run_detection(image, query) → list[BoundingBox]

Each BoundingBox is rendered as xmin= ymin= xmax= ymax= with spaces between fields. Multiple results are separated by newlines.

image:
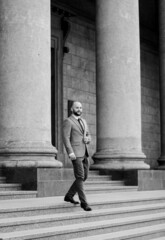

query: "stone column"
xmin=158 ymin=0 xmax=165 ymax=168
xmin=93 ymin=0 xmax=149 ymax=170
xmin=0 ymin=0 xmax=62 ymax=168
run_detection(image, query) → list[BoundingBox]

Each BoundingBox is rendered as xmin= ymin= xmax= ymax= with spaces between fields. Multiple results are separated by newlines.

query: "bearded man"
xmin=63 ymin=101 xmax=92 ymax=211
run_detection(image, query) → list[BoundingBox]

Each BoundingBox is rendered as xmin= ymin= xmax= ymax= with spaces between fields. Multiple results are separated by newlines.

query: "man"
xmin=63 ymin=101 xmax=92 ymax=211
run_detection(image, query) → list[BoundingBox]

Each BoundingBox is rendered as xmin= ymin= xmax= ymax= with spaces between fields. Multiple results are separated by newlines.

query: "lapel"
xmin=69 ymin=115 xmax=84 ymax=134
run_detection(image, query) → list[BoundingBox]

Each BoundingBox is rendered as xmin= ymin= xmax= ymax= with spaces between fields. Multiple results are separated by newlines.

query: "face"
xmin=71 ymin=102 xmax=83 ymax=116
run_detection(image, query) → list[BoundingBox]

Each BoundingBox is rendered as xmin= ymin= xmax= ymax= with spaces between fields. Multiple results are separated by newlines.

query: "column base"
xmin=92 ymin=151 xmax=150 ymax=170
xmin=0 ymin=141 xmax=63 ymax=168
xmin=0 ymin=158 xmax=62 ymax=168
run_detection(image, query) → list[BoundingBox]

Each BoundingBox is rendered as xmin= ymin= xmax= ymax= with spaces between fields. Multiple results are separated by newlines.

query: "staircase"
xmin=86 ymin=170 xmax=137 ymax=194
xmin=0 ymin=170 xmax=165 ymax=239
xmin=0 ymin=168 xmax=37 ymax=200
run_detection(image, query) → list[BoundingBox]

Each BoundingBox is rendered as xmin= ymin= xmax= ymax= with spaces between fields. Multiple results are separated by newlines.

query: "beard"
xmin=73 ymin=110 xmax=82 ymax=116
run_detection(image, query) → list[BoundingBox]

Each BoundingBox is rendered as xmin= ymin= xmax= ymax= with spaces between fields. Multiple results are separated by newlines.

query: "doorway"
xmin=51 ymin=32 xmax=63 ymax=160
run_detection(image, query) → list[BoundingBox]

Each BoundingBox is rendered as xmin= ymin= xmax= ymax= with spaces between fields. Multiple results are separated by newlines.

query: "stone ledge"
xmin=37 ymin=168 xmax=74 ymax=197
xmin=138 ymin=170 xmax=165 ymax=191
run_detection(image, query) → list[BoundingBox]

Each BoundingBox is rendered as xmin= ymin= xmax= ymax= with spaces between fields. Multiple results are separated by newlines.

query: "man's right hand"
xmin=69 ymin=152 xmax=76 ymax=160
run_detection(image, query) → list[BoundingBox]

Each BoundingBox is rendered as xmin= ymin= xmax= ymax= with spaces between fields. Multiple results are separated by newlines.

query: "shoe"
xmin=64 ymin=196 xmax=79 ymax=204
xmin=81 ymin=203 xmax=92 ymax=211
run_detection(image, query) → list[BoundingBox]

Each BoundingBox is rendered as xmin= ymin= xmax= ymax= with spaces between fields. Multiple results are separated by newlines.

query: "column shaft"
xmin=0 ymin=0 xmax=62 ymax=168
xmin=93 ymin=0 xmax=149 ymax=170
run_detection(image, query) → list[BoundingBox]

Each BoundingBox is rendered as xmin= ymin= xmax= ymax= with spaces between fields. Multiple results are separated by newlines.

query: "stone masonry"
xmin=63 ymin=18 xmax=96 ymax=164
xmin=141 ymin=39 xmax=160 ymax=168
xmin=63 ymin=17 xmax=160 ymax=168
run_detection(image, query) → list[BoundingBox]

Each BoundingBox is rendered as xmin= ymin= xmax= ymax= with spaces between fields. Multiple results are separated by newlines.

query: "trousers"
xmin=66 ymin=157 xmax=90 ymax=204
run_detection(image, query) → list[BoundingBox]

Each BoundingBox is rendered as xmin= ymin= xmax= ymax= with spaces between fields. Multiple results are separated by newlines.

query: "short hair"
xmin=71 ymin=101 xmax=82 ymax=108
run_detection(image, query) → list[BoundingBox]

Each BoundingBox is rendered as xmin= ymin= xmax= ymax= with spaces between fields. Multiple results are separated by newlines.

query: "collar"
xmin=72 ymin=114 xmax=81 ymax=120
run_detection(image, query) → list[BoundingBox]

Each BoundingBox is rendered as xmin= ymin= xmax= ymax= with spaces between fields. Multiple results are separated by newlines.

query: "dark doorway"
xmin=51 ymin=33 xmax=63 ymax=159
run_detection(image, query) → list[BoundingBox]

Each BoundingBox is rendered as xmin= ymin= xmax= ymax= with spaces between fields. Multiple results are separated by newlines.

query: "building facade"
xmin=0 ymin=0 xmax=163 ymax=186
xmin=52 ymin=0 xmax=161 ymax=170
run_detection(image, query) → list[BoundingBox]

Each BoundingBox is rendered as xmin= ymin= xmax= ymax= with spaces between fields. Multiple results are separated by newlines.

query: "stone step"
xmin=86 ymin=185 xmax=138 ymax=193
xmin=0 ymin=177 xmax=6 ymax=183
xmin=0 ymin=191 xmax=37 ymax=200
xmin=0 ymin=191 xmax=165 ymax=218
xmin=88 ymin=170 xmax=100 ymax=176
xmin=153 ymin=238 xmax=165 ymax=240
xmin=88 ymin=170 xmax=112 ymax=178
xmin=85 ymin=180 xmax=124 ymax=186
xmin=70 ymin=224 xmax=165 ymax=240
xmin=1 ymin=202 xmax=165 ymax=233
xmin=1 ymin=212 xmax=165 ymax=239
xmin=87 ymin=175 xmax=111 ymax=181
xmin=0 ymin=184 xmax=21 ymax=191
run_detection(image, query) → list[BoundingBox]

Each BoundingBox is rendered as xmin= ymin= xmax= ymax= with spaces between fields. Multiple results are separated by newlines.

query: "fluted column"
xmin=0 ymin=0 xmax=62 ymax=168
xmin=158 ymin=0 xmax=165 ymax=168
xmin=93 ymin=0 xmax=149 ymax=170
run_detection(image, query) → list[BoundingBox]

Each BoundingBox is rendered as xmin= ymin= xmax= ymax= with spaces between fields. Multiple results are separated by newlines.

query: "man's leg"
xmin=73 ymin=158 xmax=92 ymax=211
xmin=72 ymin=158 xmax=87 ymax=204
xmin=64 ymin=160 xmax=81 ymax=204
xmin=64 ymin=180 xmax=79 ymax=204
xmin=65 ymin=158 xmax=92 ymax=210
xmin=64 ymin=158 xmax=85 ymax=203
xmin=65 ymin=180 xmax=77 ymax=198
xmin=83 ymin=157 xmax=90 ymax=182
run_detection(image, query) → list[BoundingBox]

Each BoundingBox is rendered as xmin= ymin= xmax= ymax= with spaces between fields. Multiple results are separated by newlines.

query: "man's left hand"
xmin=83 ymin=136 xmax=90 ymax=144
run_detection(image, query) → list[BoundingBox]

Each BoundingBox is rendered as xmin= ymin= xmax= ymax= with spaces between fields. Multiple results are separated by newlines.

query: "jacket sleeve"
xmin=63 ymin=119 xmax=74 ymax=155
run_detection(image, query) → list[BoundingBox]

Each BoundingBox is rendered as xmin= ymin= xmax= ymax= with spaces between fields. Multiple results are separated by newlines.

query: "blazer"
xmin=63 ymin=115 xmax=91 ymax=158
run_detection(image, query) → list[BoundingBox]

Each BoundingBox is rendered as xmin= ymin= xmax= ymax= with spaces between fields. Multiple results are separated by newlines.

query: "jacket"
xmin=63 ymin=115 xmax=91 ymax=158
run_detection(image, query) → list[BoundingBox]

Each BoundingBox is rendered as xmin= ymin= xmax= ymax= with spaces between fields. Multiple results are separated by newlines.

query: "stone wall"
xmin=138 ymin=170 xmax=165 ymax=190
xmin=63 ymin=18 xmax=160 ymax=168
xmin=63 ymin=18 xmax=96 ymax=165
xmin=141 ymin=42 xmax=160 ymax=168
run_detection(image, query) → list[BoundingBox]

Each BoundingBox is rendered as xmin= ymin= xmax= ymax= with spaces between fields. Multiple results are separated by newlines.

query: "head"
xmin=71 ymin=101 xmax=83 ymax=117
